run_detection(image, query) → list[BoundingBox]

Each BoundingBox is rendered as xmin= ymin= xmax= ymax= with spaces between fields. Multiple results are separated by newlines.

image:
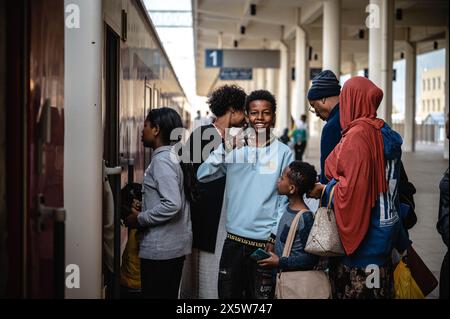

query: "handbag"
xmin=275 ymin=209 xmax=332 ymax=299
xmin=404 ymin=246 xmax=438 ymax=296
xmin=304 ymin=186 xmax=345 ymax=257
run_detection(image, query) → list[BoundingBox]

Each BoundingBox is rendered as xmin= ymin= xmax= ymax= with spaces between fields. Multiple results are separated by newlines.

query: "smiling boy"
xmin=197 ymin=90 xmax=294 ymax=299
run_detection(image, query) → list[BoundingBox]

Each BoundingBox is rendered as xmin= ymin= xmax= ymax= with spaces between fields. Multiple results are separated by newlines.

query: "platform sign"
xmin=205 ymin=49 xmax=279 ymax=68
xmin=223 ymin=49 xmax=279 ymax=68
xmin=219 ymin=68 xmax=252 ymax=80
xmin=205 ymin=49 xmax=223 ymax=68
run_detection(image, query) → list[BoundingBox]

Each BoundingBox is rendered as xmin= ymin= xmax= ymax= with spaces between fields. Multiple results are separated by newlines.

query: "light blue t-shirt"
xmin=197 ymin=139 xmax=294 ymax=241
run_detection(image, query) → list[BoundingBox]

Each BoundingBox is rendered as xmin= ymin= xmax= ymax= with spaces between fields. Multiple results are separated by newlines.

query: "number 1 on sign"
xmin=209 ymin=51 xmax=218 ymax=66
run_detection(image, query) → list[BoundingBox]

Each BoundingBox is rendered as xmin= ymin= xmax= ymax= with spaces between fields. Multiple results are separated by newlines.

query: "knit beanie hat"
xmin=307 ymin=70 xmax=341 ymax=101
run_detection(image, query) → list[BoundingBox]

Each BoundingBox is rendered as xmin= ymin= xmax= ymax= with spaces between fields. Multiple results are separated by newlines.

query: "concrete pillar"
xmin=249 ymin=71 xmax=256 ymax=92
xmin=273 ymin=69 xmax=279 ymax=98
xmin=322 ymin=0 xmax=341 ymax=77
xmin=350 ymin=54 xmax=358 ymax=76
xmin=256 ymin=68 xmax=265 ymax=90
xmin=380 ymin=0 xmax=394 ymax=125
xmin=445 ymin=28 xmax=449 ymax=159
xmin=368 ymin=0 xmax=382 ymax=87
xmin=277 ymin=41 xmax=290 ymax=135
xmin=294 ymin=26 xmax=308 ymax=121
xmin=64 ymin=0 xmax=103 ymax=298
xmin=369 ymin=0 xmax=394 ymax=124
xmin=266 ymin=68 xmax=276 ymax=96
xmin=404 ymin=42 xmax=416 ymax=152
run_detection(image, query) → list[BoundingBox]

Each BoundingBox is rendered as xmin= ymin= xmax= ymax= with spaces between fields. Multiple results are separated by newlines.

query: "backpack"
xmin=398 ymin=161 xmax=417 ymax=230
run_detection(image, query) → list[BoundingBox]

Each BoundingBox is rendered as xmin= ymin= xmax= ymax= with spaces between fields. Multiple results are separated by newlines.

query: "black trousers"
xmin=440 ymin=251 xmax=448 ymax=299
xmin=140 ymin=256 xmax=185 ymax=299
xmin=218 ymin=238 xmax=274 ymax=299
xmin=294 ymin=141 xmax=307 ymax=161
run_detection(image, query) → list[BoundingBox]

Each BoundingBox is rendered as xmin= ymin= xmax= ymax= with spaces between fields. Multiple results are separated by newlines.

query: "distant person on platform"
xmin=279 ymin=128 xmax=290 ymax=145
xmin=292 ymin=115 xmax=308 ymax=161
xmin=307 ymin=70 xmax=341 ymax=183
xmin=205 ymin=111 xmax=215 ymax=125
xmin=194 ymin=110 xmax=202 ymax=130
xmin=437 ymin=112 xmax=449 ymax=299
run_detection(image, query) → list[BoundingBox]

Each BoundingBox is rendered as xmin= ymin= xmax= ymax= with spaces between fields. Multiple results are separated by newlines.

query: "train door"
xmin=103 ymin=26 xmax=122 ymax=299
xmin=4 ymin=0 xmax=66 ymax=298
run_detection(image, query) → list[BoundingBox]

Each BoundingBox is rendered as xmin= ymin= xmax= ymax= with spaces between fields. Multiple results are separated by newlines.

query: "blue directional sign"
xmin=205 ymin=49 xmax=223 ymax=68
xmin=219 ymin=68 xmax=253 ymax=81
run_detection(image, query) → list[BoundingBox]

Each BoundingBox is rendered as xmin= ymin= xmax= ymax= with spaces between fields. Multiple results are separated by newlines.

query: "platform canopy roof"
xmin=193 ymin=0 xmax=448 ymax=96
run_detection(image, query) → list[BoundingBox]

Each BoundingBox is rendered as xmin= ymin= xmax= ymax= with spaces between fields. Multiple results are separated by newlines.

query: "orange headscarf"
xmin=325 ymin=77 xmax=388 ymax=255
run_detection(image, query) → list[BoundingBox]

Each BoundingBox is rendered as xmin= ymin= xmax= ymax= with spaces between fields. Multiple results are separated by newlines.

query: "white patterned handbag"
xmin=275 ymin=210 xmax=332 ymax=299
xmin=305 ymin=186 xmax=345 ymax=257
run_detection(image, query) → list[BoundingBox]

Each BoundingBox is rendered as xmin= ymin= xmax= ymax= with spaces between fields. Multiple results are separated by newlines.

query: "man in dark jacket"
xmin=307 ymin=70 xmax=341 ymax=183
xmin=437 ymin=113 xmax=449 ymax=299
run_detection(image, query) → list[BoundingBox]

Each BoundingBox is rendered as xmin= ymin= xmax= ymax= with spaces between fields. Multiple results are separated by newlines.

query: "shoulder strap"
xmin=319 ymin=186 xmax=327 ymax=208
xmin=282 ymin=209 xmax=309 ymax=257
xmin=327 ymin=186 xmax=335 ymax=209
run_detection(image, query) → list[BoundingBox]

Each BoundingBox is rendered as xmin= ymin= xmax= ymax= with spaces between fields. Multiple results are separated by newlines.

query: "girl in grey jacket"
xmin=126 ymin=107 xmax=192 ymax=299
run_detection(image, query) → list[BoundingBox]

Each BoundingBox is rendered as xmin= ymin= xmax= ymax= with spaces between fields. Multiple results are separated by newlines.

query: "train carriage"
xmin=0 ymin=0 xmax=190 ymax=299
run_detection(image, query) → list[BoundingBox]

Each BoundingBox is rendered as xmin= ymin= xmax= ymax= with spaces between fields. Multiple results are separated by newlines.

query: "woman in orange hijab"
xmin=309 ymin=76 xmax=405 ymax=299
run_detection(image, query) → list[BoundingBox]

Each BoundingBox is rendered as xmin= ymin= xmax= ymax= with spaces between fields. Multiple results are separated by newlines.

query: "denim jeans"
xmin=218 ymin=238 xmax=274 ymax=299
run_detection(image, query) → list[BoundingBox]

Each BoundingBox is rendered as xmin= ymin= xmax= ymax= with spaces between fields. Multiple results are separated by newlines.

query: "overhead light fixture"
xmin=358 ymin=29 xmax=365 ymax=39
xmin=240 ymin=26 xmax=246 ymax=35
xmin=395 ymin=9 xmax=402 ymax=21
xmin=234 ymin=40 xmax=239 ymax=48
xmin=250 ymin=4 xmax=256 ymax=16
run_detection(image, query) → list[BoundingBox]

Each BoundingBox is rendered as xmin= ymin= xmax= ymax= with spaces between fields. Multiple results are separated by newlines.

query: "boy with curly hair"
xmin=180 ymin=85 xmax=247 ymax=298
xmin=197 ymin=90 xmax=294 ymax=299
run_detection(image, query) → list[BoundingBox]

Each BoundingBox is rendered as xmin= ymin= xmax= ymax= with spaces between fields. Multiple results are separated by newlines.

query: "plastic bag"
xmin=394 ymin=260 xmax=425 ymax=299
